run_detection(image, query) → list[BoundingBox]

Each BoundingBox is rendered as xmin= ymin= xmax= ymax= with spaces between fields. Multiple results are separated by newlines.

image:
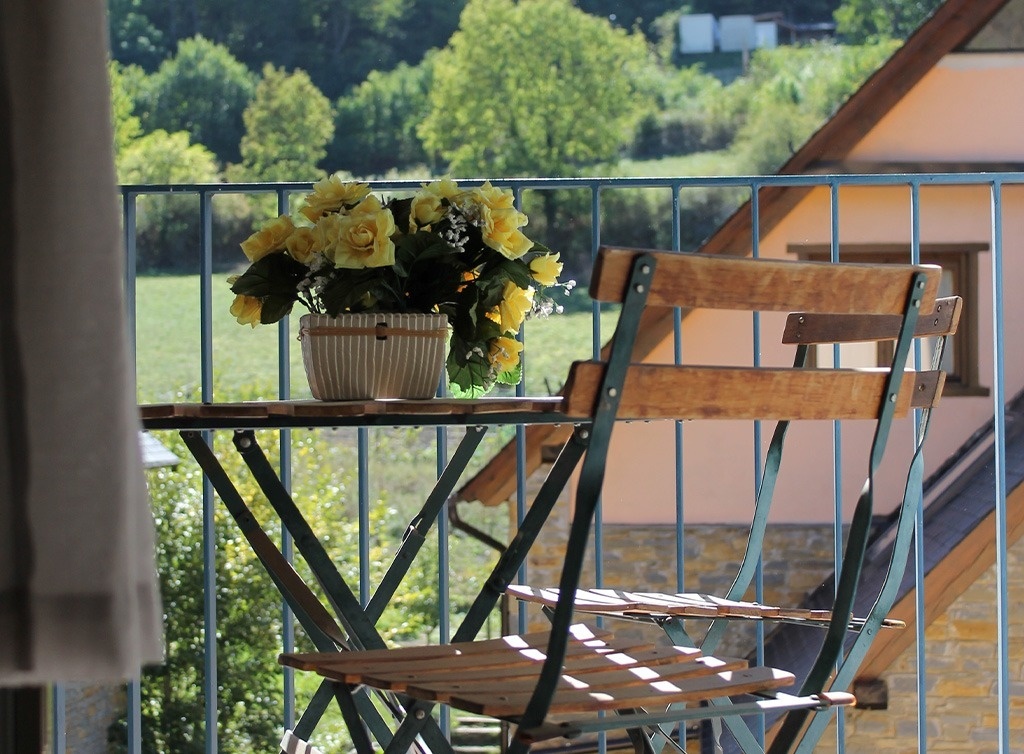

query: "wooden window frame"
xmin=789 ymin=243 xmax=988 ymax=397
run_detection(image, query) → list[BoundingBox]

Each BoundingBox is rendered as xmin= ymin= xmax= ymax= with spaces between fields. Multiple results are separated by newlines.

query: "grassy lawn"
xmin=617 ymin=149 xmax=745 ymax=178
xmin=134 ymin=274 xmax=617 ymax=403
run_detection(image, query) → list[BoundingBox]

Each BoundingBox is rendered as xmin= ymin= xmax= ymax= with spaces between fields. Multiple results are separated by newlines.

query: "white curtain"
xmin=0 ymin=0 xmax=163 ymax=683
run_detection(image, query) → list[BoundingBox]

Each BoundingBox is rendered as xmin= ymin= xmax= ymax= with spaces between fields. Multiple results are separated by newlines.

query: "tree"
xmin=109 ymin=62 xmax=143 ymax=156
xmin=107 ymin=441 xmax=286 ymax=753
xmin=138 ymin=36 xmax=257 ymax=165
xmin=118 ymin=130 xmax=254 ymax=272
xmin=724 ymin=40 xmax=898 ymax=173
xmin=835 ymin=0 xmax=943 ymax=42
xmin=233 ymin=64 xmax=335 ymax=182
xmin=106 ymin=0 xmax=435 ymax=101
xmin=418 ymin=0 xmax=655 ymax=179
xmin=328 ymin=58 xmax=434 ymax=177
xmin=107 ymin=0 xmax=170 ymax=70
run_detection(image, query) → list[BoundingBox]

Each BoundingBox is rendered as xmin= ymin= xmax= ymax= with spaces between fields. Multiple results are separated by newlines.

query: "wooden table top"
xmin=139 ymin=396 xmax=574 ymax=430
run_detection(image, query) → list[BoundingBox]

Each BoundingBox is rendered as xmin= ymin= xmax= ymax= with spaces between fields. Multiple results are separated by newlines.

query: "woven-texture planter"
xmin=298 ymin=313 xmax=448 ymax=400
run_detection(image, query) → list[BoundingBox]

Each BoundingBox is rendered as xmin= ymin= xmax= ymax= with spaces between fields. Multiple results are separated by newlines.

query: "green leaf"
xmin=495 ymin=258 xmax=534 ymax=289
xmin=259 ymin=295 xmax=295 ymax=324
xmin=230 ymin=253 xmax=306 ymax=299
xmin=319 ymin=268 xmax=380 ymax=314
xmin=494 ymin=361 xmax=523 ymax=387
xmin=446 ymin=333 xmax=492 ymax=398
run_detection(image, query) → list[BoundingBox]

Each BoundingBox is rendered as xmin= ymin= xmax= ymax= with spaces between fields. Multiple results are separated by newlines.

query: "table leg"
xmin=381 ymin=424 xmax=591 ymax=752
xmin=181 ymin=430 xmax=454 ymax=753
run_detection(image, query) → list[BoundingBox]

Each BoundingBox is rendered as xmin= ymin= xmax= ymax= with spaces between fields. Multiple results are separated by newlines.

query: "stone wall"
xmin=516 ymin=493 xmax=839 ymax=658
xmin=513 ymin=498 xmax=1023 ymax=752
xmin=64 ymin=683 xmax=124 ymax=753
xmin=832 ymin=534 xmax=1024 ymax=754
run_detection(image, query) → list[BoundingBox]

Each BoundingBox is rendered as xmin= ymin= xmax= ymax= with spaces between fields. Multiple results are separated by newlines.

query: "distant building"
xmin=719 ymin=14 xmax=758 ymax=52
xmin=679 ymin=11 xmax=835 ymax=55
xmin=678 ymin=13 xmax=717 ymax=54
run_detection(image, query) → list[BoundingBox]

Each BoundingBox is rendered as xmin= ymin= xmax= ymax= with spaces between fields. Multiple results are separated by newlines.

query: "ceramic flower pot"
xmin=298 ymin=313 xmax=448 ymax=400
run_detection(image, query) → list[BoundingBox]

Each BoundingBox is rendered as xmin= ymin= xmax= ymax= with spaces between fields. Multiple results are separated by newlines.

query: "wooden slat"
xmin=782 ymin=295 xmax=962 ymax=344
xmin=590 ymin=248 xmax=941 ymax=313
xmin=406 ymin=655 xmax=750 ymax=704
xmin=388 ymin=646 xmax=717 ymax=698
xmin=508 ymin=586 xmax=904 ymax=628
xmin=561 ymin=363 xmax=940 ymax=421
xmin=362 ymin=644 xmax=691 ymax=690
xmin=461 ymin=666 xmax=797 ymax=717
xmin=279 ymin=625 xmax=611 ymax=675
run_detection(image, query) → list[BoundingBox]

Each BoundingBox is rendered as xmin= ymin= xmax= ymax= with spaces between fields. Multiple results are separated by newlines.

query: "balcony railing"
xmin=53 ymin=173 xmax=1019 ymax=754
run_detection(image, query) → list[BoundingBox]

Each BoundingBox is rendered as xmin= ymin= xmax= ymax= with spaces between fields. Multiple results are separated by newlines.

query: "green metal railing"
xmin=48 ymin=173 xmax=1018 ymax=754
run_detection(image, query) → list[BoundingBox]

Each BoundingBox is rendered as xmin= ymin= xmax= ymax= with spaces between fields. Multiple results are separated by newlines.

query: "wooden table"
xmin=139 ymin=398 xmax=587 ymax=752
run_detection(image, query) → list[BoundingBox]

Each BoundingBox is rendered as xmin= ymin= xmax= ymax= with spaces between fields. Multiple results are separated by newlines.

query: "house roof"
xmin=454 ymin=0 xmax=1013 ymax=510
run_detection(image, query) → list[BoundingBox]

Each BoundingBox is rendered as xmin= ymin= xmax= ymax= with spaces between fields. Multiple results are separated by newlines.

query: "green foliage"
xmin=328 ymin=59 xmax=434 ymax=177
xmin=117 ymin=130 xmax=255 ymax=272
xmin=419 ymin=0 xmax=655 ymax=178
xmin=232 ymin=64 xmax=335 ymax=182
xmin=106 ymin=438 xmax=285 ymax=753
xmin=135 ymin=36 xmax=257 ymax=165
xmin=632 ymin=64 xmax=732 ymax=158
xmin=835 ymin=0 xmax=943 ymax=43
xmin=722 ymin=40 xmax=899 ymax=173
xmin=575 ymin=1 xmax=691 ymax=36
xmin=106 ymin=0 xmax=447 ymax=101
xmin=117 ymin=130 xmax=220 ymax=185
xmin=109 ymin=62 xmax=143 ymax=154
xmin=107 ymin=0 xmax=170 ymax=70
xmin=686 ymin=1 xmax=840 ymax=19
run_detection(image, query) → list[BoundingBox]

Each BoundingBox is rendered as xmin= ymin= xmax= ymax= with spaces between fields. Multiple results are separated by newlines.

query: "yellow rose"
xmin=409 ymin=193 xmax=444 ymax=230
xmin=229 ymin=294 xmax=262 ymax=328
xmin=410 ymin=179 xmax=463 ymax=230
xmin=497 ymin=281 xmax=534 ymax=334
xmin=285 ymin=226 xmax=319 ymax=263
xmin=300 ymin=176 xmax=370 ymax=222
xmin=426 ymin=178 xmax=463 ymax=200
xmin=470 ymin=181 xmax=516 ymax=211
xmin=312 ymin=212 xmax=344 ymax=256
xmin=489 ymin=336 xmax=523 ymax=373
xmin=529 ymin=253 xmax=562 ymax=286
xmin=480 ymin=205 xmax=533 ymax=260
xmin=330 ymin=195 xmax=397 ymax=269
xmin=240 ymin=215 xmax=294 ymax=262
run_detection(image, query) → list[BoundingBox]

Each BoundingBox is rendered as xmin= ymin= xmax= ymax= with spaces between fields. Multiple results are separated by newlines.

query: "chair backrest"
xmin=562 ymin=248 xmax=947 ymax=421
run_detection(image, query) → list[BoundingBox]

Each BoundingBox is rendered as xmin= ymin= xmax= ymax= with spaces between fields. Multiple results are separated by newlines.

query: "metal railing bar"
xmin=990 ymin=180 xmax=1010 ymax=754
xmin=910 ymin=181 xmax=929 ymax=754
xmin=117 ymin=172 xmax=1021 ymax=754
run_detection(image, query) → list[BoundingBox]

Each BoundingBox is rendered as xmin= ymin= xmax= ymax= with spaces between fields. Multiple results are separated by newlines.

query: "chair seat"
xmin=508 ymin=586 xmax=906 ymax=630
xmin=279 ymin=623 xmax=819 ymax=723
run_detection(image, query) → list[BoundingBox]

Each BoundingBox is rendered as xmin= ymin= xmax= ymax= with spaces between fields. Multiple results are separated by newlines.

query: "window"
xmin=789 ymin=244 xmax=987 ymax=397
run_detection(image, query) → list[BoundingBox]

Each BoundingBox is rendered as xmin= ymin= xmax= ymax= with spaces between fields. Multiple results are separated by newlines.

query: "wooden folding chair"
xmin=281 ymin=247 xmax=958 ymax=754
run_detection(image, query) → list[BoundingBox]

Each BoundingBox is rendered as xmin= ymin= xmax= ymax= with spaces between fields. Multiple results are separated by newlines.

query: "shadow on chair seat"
xmin=279 ymin=623 xmax=851 ymax=744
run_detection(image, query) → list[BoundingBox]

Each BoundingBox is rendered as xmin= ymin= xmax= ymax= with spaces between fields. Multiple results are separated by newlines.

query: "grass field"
xmin=134 ymin=274 xmax=617 ymax=403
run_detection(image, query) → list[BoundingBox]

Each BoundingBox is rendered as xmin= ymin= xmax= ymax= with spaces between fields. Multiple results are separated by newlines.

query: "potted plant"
xmin=228 ymin=176 xmax=571 ymax=399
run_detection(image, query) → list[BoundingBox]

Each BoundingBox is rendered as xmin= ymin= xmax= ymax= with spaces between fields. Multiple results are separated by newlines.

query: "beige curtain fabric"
xmin=0 ymin=0 xmax=163 ymax=683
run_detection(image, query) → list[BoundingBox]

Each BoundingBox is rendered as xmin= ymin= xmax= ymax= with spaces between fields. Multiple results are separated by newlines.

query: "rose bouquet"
xmin=228 ymin=176 xmax=571 ymax=397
